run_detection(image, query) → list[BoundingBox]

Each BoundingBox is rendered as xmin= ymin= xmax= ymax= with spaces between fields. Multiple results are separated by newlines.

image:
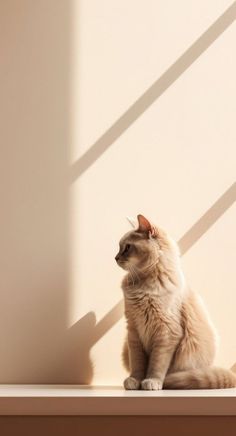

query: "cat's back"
xmin=170 ymin=289 xmax=218 ymax=372
xmin=180 ymin=289 xmax=218 ymax=343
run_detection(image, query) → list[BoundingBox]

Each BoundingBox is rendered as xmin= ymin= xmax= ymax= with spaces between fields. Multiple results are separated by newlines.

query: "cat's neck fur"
xmin=122 ymin=250 xmax=186 ymax=305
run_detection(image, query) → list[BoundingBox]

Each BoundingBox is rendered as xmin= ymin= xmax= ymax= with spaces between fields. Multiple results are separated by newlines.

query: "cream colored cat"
xmin=115 ymin=214 xmax=236 ymax=390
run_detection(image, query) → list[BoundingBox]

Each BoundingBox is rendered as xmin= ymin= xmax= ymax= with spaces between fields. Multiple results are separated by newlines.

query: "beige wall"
xmin=0 ymin=0 xmax=235 ymax=384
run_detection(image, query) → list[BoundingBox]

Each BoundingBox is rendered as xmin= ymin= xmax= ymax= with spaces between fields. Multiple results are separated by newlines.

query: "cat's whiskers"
xmin=128 ymin=267 xmax=135 ymax=288
xmin=143 ymin=258 xmax=159 ymax=272
xmin=128 ymin=264 xmax=140 ymax=288
xmin=130 ymin=264 xmax=140 ymax=281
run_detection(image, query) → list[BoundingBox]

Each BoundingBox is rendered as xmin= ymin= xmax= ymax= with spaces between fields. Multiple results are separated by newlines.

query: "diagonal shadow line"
xmin=71 ymin=1 xmax=236 ymax=182
xmin=179 ymin=182 xmax=236 ymax=255
xmin=90 ymin=302 xmax=124 ymax=347
xmin=87 ymin=182 xmax=236 ymax=339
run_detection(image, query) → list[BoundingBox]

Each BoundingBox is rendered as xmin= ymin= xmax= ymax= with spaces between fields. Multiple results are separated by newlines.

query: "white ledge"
xmin=0 ymin=385 xmax=236 ymax=416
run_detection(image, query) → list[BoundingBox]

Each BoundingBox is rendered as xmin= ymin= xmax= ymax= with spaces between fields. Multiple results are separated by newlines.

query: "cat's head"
xmin=115 ymin=214 xmax=177 ymax=273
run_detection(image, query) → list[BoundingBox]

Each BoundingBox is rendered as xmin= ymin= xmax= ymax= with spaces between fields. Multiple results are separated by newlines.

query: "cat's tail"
xmin=163 ymin=366 xmax=236 ymax=389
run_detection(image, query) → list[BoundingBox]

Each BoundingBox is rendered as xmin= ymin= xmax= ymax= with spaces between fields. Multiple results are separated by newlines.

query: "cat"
xmin=115 ymin=214 xmax=236 ymax=390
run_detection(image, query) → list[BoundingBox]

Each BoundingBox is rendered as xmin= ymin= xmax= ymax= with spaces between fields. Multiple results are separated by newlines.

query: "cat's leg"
xmin=124 ymin=330 xmax=147 ymax=390
xmin=122 ymin=337 xmax=130 ymax=372
xmin=141 ymin=340 xmax=178 ymax=390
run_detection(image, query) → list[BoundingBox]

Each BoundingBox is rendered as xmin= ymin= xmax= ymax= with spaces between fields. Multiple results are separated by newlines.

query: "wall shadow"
xmin=0 ymin=1 xmax=72 ymax=382
xmin=70 ymin=1 xmax=236 ymax=181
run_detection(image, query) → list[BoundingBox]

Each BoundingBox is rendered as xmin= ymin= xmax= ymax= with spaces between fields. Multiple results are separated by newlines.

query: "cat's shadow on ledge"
xmin=65 ymin=306 xmax=236 ymax=385
xmin=65 ymin=301 xmax=124 ymax=384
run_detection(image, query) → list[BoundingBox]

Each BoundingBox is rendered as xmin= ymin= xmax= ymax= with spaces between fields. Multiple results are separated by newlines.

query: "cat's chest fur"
xmin=125 ymin=289 xmax=176 ymax=353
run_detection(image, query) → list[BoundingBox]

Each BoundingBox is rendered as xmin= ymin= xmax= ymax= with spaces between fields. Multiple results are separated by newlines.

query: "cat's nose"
xmin=115 ymin=254 xmax=120 ymax=262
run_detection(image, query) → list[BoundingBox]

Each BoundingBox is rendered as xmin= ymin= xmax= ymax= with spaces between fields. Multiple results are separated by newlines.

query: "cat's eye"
xmin=123 ymin=244 xmax=131 ymax=254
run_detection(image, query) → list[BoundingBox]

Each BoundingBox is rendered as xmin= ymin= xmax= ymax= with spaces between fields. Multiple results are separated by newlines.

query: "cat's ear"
xmin=126 ymin=216 xmax=137 ymax=229
xmin=137 ymin=214 xmax=157 ymax=238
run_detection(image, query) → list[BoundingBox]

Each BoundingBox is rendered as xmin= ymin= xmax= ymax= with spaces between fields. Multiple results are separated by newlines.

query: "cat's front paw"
xmin=124 ymin=376 xmax=141 ymax=390
xmin=141 ymin=378 xmax=163 ymax=390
